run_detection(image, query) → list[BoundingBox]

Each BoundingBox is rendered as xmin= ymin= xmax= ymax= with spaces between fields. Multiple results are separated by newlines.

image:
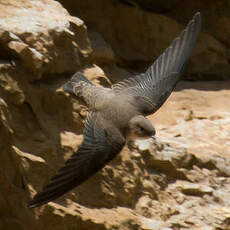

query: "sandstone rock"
xmin=69 ymin=1 xmax=182 ymax=66
xmin=1 ymin=1 xmax=230 ymax=230
xmin=169 ymin=0 xmax=230 ymax=47
xmin=8 ymin=40 xmax=43 ymax=72
xmin=186 ymin=33 xmax=228 ymax=80
xmin=37 ymin=203 xmax=143 ymax=230
xmin=214 ymin=16 xmax=230 ymax=47
xmin=81 ymin=64 xmax=112 ymax=87
xmin=133 ymin=139 xmax=188 ymax=180
xmin=135 ymin=195 xmax=153 ymax=217
xmin=118 ymin=0 xmax=180 ymax=13
xmin=60 ymin=0 xmax=230 ymax=79
xmin=2 ymin=65 xmax=230 ymax=230
xmin=0 ymin=1 xmax=92 ymax=229
xmin=179 ymin=182 xmax=213 ymax=196
xmin=0 ymin=0 xmax=92 ymax=78
xmin=141 ymin=217 xmax=164 ymax=230
xmin=103 ymin=65 xmax=133 ymax=83
xmin=151 ymin=81 xmax=230 ymax=158
xmin=88 ymin=31 xmax=115 ymax=65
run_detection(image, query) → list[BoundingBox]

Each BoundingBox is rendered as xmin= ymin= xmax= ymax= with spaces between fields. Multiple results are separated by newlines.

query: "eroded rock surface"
xmin=1 ymin=1 xmax=230 ymax=230
xmin=151 ymin=81 xmax=230 ymax=159
xmin=0 ymin=0 xmax=92 ymax=76
xmin=59 ymin=0 xmax=230 ymax=80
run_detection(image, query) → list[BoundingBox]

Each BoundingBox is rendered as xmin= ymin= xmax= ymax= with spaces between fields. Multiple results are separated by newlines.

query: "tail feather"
xmin=62 ymin=72 xmax=93 ymax=94
xmin=62 ymin=81 xmax=75 ymax=94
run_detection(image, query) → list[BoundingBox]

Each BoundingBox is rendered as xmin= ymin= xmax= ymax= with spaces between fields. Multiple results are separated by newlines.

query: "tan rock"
xmin=178 ymin=182 xmax=213 ymax=196
xmin=0 ymin=0 xmax=92 ymax=78
xmin=187 ymin=32 xmax=228 ymax=80
xmin=8 ymin=41 xmax=44 ymax=72
xmin=1 ymin=1 xmax=230 ymax=230
xmin=141 ymin=217 xmax=163 ymax=230
xmin=60 ymin=0 xmax=230 ymax=79
xmin=82 ymin=64 xmax=112 ymax=87
xmin=151 ymin=81 xmax=230 ymax=158
xmin=88 ymin=31 xmax=116 ymax=65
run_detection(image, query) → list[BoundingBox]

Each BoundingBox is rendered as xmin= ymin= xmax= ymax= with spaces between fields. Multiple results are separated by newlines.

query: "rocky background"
xmin=0 ymin=0 xmax=230 ymax=229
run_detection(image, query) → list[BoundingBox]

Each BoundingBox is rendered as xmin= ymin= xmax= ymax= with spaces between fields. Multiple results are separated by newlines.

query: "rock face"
xmin=59 ymin=0 xmax=230 ymax=80
xmin=0 ymin=1 xmax=91 ymax=229
xmin=1 ymin=1 xmax=230 ymax=230
xmin=0 ymin=0 xmax=92 ymax=76
xmin=152 ymin=81 xmax=230 ymax=158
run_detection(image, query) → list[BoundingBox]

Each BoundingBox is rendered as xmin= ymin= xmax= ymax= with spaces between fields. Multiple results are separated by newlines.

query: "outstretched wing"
xmin=112 ymin=12 xmax=201 ymax=115
xmin=28 ymin=112 xmax=125 ymax=208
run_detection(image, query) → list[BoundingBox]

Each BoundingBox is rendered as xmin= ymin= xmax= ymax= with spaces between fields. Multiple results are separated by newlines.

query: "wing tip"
xmin=193 ymin=12 xmax=202 ymax=29
xmin=27 ymin=199 xmax=41 ymax=209
xmin=187 ymin=12 xmax=201 ymax=30
xmin=27 ymin=190 xmax=56 ymax=209
xmin=27 ymin=195 xmax=54 ymax=209
xmin=194 ymin=11 xmax=201 ymax=19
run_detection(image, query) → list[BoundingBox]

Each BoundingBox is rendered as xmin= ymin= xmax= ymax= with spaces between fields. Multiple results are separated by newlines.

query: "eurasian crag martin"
xmin=28 ymin=12 xmax=201 ymax=208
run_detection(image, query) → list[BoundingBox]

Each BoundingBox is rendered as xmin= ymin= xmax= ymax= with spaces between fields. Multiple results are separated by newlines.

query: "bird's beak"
xmin=151 ymin=135 xmax=156 ymax=140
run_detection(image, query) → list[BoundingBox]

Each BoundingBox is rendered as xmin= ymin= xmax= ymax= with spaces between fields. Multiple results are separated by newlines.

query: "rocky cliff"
xmin=0 ymin=1 xmax=230 ymax=230
xmin=59 ymin=0 xmax=230 ymax=80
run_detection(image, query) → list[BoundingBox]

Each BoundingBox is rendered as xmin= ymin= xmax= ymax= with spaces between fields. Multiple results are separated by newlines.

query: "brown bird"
xmin=28 ymin=12 xmax=201 ymax=208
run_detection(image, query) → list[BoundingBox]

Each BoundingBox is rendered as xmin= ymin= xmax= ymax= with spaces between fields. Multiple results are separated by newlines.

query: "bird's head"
xmin=127 ymin=115 xmax=156 ymax=140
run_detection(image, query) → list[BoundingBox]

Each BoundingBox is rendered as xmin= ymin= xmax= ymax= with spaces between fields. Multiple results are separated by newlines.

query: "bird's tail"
xmin=62 ymin=72 xmax=93 ymax=95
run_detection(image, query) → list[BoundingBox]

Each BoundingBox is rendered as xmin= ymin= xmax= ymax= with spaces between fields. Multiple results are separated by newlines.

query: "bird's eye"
xmin=139 ymin=126 xmax=144 ymax=132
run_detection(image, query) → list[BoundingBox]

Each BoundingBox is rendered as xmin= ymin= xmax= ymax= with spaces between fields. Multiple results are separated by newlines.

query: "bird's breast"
xmin=101 ymin=94 xmax=138 ymax=131
xmin=93 ymin=88 xmax=115 ymax=111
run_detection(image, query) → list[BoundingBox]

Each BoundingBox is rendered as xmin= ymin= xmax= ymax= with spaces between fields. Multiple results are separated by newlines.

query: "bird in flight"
xmin=28 ymin=12 xmax=201 ymax=208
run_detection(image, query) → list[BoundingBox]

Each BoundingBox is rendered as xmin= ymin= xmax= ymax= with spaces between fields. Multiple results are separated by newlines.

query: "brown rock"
xmin=82 ymin=64 xmax=112 ymax=87
xmin=0 ymin=0 xmax=92 ymax=78
xmin=1 ymin=1 xmax=230 ymax=230
xmin=88 ymin=31 xmax=116 ymax=65
xmin=179 ymin=182 xmax=213 ymax=196
xmin=8 ymin=41 xmax=43 ymax=72
xmin=119 ymin=0 xmax=180 ymax=13
xmin=59 ymin=0 xmax=230 ymax=80
xmin=214 ymin=16 xmax=230 ymax=47
xmin=140 ymin=217 xmax=164 ymax=230
xmin=0 ymin=1 xmax=92 ymax=229
xmin=133 ymin=139 xmax=188 ymax=180
xmin=151 ymin=81 xmax=230 ymax=158
xmin=59 ymin=0 xmax=181 ymax=62
xmin=37 ymin=203 xmax=143 ymax=230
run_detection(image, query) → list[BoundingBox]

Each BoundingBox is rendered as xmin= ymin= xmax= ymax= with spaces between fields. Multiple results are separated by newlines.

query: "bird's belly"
xmin=102 ymin=97 xmax=138 ymax=130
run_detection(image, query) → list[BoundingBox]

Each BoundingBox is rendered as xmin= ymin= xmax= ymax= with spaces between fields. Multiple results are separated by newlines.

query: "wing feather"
xmin=28 ymin=112 xmax=125 ymax=208
xmin=112 ymin=12 xmax=201 ymax=115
